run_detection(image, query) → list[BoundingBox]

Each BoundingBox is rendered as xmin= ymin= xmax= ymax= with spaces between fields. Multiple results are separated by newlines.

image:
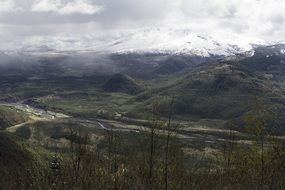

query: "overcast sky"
xmin=0 ymin=0 xmax=284 ymax=51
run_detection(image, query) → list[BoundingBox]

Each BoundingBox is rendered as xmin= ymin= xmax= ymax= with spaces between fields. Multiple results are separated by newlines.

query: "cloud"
xmin=31 ymin=0 xmax=104 ymax=15
xmin=0 ymin=0 xmax=284 ymax=51
xmin=0 ymin=0 xmax=22 ymax=13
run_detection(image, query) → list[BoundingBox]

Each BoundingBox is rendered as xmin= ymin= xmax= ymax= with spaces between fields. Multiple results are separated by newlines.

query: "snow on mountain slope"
xmin=1 ymin=28 xmax=266 ymax=57
xmin=105 ymin=28 xmax=255 ymax=57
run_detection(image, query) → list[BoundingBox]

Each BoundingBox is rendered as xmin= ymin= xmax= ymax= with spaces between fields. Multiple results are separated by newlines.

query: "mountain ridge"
xmin=1 ymin=28 xmax=277 ymax=58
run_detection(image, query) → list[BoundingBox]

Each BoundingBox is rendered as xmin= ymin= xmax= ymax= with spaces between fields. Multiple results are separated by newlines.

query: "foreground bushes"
xmin=2 ymin=98 xmax=285 ymax=190
xmin=2 ymin=128 xmax=285 ymax=190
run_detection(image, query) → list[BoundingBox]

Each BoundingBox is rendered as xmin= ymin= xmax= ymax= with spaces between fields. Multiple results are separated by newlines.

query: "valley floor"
xmin=1 ymin=101 xmax=277 ymax=152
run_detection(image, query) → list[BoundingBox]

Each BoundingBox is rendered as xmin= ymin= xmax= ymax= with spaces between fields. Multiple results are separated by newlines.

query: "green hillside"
xmin=0 ymin=106 xmax=28 ymax=130
xmin=133 ymin=61 xmax=285 ymax=129
xmin=0 ymin=132 xmax=47 ymax=189
xmin=103 ymin=73 xmax=143 ymax=95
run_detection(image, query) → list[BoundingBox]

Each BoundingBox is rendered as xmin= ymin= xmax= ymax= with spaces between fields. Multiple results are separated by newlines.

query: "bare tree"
xmin=244 ymin=96 xmax=277 ymax=190
xmin=147 ymin=98 xmax=163 ymax=190
xmin=163 ymin=96 xmax=176 ymax=190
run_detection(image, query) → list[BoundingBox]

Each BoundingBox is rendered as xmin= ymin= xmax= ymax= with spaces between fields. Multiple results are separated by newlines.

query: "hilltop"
xmin=103 ymin=73 xmax=143 ymax=95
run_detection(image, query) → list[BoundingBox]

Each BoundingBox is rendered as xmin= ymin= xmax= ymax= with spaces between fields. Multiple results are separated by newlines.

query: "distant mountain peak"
xmin=97 ymin=28 xmax=265 ymax=57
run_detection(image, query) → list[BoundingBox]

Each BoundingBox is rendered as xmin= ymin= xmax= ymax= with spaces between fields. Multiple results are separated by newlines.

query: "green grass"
xmin=36 ymin=90 xmax=137 ymax=118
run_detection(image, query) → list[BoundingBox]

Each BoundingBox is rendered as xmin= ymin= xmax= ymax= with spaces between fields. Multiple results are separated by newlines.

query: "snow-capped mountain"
xmin=104 ymin=28 xmax=257 ymax=57
xmin=1 ymin=28 xmax=270 ymax=57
